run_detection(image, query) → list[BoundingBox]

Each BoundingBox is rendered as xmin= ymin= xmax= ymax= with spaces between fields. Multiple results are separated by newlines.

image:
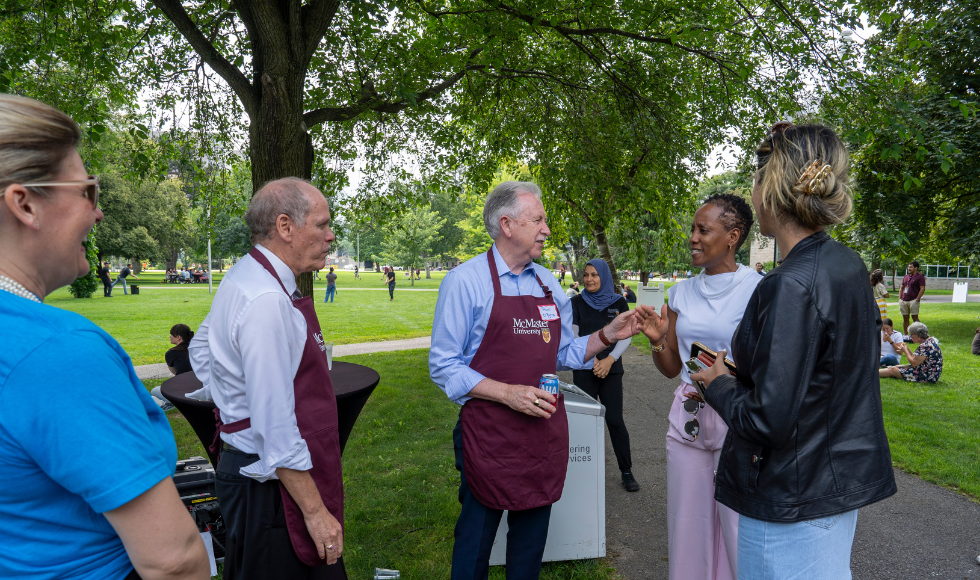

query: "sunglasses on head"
xmin=21 ymin=175 xmax=100 ymax=208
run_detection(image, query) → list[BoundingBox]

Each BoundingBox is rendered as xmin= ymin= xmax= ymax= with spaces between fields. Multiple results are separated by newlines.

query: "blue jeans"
xmin=111 ymin=276 xmax=128 ymax=295
xmin=880 ymin=354 xmax=900 ymax=367
xmin=738 ymin=509 xmax=858 ymax=580
xmin=324 ymin=285 xmax=336 ymax=302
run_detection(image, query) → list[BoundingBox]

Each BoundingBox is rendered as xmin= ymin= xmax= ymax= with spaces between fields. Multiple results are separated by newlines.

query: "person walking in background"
xmin=354 ymin=264 xmax=360 ymax=279
xmin=899 ymin=261 xmax=926 ymax=333
xmin=571 ymin=259 xmax=638 ymax=491
xmin=871 ymin=269 xmax=889 ymax=319
xmin=324 ymin=266 xmax=337 ymax=303
xmin=879 ymin=318 xmax=903 ymax=367
xmin=384 ymin=267 xmax=396 ymax=300
xmin=111 ymin=262 xmax=138 ymax=295
xmin=99 ymin=260 xmax=113 ymax=297
xmin=0 ymin=93 xmax=209 ymax=580
xmin=635 ymin=193 xmax=760 ymax=580
xmin=313 ymin=267 xmax=320 ymax=280
xmin=879 ymin=321 xmax=943 ymax=384
xmin=559 ymin=264 xmax=566 ymax=286
xmin=690 ymin=123 xmax=896 ymax=580
xmin=754 ymin=262 xmax=766 ymax=275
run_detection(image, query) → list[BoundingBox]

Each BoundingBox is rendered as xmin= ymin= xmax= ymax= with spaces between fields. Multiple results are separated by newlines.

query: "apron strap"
xmin=209 ymin=408 xmax=253 ymax=455
xmin=248 ymin=247 xmax=291 ymax=297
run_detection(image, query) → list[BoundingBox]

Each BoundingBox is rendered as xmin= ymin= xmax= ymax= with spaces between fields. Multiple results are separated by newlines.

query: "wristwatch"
xmin=651 ymin=341 xmax=666 ymax=353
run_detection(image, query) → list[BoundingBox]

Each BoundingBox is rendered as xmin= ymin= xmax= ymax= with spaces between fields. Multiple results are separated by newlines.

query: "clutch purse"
xmin=684 ymin=341 xmax=737 ymax=399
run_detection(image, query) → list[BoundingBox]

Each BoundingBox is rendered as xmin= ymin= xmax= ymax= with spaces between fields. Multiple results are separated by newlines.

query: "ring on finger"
xmin=533 ymin=398 xmax=540 ymax=407
xmin=327 ymin=544 xmax=334 ymax=550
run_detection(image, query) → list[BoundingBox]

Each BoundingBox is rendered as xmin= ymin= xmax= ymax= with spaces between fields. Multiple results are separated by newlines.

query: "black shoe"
xmin=622 ymin=471 xmax=640 ymax=492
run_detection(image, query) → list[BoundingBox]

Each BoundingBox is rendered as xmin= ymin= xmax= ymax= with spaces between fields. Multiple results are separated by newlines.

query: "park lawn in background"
xmin=877 ymin=303 xmax=980 ymax=499
xmin=147 ymin=350 xmax=614 ymax=580
xmin=46 ymin=280 xmax=441 ymax=365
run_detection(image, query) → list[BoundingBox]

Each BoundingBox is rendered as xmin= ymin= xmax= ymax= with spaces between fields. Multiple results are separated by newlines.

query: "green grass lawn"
xmin=877 ymin=303 xmax=980 ymax=498
xmin=47 ymin=271 xmax=444 ymax=365
xmin=147 ymin=350 xmax=614 ymax=579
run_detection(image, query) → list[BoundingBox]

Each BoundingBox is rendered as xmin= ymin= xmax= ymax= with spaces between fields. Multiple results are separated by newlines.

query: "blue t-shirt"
xmin=0 ymin=291 xmax=177 ymax=579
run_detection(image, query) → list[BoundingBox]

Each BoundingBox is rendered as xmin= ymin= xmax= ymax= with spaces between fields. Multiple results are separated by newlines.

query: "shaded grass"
xmin=148 ymin=350 xmax=615 ymax=579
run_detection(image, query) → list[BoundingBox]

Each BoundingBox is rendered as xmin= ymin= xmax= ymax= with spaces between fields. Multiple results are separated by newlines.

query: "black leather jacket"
xmin=706 ymin=231 xmax=896 ymax=522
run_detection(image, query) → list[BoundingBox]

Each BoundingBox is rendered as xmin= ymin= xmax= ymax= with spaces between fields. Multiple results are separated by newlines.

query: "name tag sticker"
xmin=538 ymin=305 xmax=560 ymax=321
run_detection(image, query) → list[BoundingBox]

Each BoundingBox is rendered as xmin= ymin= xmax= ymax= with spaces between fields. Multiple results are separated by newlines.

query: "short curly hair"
xmin=701 ymin=192 xmax=754 ymax=251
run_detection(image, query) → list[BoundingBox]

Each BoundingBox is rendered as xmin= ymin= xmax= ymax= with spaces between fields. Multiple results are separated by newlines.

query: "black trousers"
xmin=215 ymin=448 xmax=346 ymax=580
xmin=571 ymin=371 xmax=632 ymax=473
xmin=101 ymin=277 xmax=112 ymax=296
xmin=388 ymin=282 xmax=395 ymax=299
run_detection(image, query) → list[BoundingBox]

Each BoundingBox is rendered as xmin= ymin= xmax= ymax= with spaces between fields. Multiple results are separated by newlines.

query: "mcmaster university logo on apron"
xmin=512 ymin=318 xmax=552 ymax=343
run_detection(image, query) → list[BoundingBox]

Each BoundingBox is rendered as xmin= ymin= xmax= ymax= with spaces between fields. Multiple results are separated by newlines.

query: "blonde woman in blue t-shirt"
xmin=0 ymin=94 xmax=208 ymax=580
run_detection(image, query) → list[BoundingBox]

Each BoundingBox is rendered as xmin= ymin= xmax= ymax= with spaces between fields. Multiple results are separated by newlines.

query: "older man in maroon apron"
xmin=429 ymin=181 xmax=638 ymax=579
xmin=189 ymin=178 xmax=344 ymax=580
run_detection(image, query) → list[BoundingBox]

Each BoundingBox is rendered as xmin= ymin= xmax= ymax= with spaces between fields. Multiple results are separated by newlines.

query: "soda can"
xmin=539 ymin=374 xmax=559 ymax=396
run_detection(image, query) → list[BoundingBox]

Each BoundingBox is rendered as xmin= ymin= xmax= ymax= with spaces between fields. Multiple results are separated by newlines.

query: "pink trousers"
xmin=666 ymin=383 xmax=738 ymax=580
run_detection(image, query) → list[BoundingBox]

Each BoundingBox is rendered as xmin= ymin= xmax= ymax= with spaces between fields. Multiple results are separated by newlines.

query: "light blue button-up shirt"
xmin=429 ymin=244 xmax=592 ymax=405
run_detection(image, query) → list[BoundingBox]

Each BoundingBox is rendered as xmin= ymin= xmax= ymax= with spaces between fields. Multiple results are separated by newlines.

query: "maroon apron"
xmin=213 ymin=247 xmax=344 ymax=567
xmin=460 ymin=249 xmax=569 ymax=511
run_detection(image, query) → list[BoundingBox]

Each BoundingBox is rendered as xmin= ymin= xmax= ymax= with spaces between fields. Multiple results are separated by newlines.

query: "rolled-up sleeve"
xmin=430 ymin=272 xmax=487 ymax=404
xmin=236 ymin=293 xmax=312 ymax=480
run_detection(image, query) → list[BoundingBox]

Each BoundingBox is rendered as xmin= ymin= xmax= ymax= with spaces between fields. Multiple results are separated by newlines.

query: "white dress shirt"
xmin=188 ymin=245 xmax=312 ymax=481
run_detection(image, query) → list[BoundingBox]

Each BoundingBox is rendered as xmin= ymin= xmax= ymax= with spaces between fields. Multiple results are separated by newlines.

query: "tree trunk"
xmin=425 ymin=259 xmax=431 ymax=279
xmin=166 ymin=248 xmax=178 ymax=271
xmin=593 ymin=226 xmax=621 ymax=293
xmin=640 ymin=270 xmax=650 ymax=285
xmin=131 ymin=260 xmax=143 ymax=275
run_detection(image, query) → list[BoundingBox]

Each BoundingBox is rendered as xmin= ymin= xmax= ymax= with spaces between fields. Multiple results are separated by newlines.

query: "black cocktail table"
xmin=160 ymin=361 xmax=380 ymax=466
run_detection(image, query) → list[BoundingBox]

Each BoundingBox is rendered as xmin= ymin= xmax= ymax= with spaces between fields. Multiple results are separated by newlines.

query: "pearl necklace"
xmin=0 ymin=275 xmax=42 ymax=303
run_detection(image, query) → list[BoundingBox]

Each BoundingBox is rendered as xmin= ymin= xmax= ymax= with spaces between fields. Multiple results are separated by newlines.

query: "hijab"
xmin=581 ymin=258 xmax=621 ymax=311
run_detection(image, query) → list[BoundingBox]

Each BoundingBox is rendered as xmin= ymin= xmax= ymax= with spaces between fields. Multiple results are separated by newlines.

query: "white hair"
xmin=244 ymin=177 xmax=313 ymax=244
xmin=907 ymin=321 xmax=930 ymax=340
xmin=483 ymin=181 xmax=542 ymax=239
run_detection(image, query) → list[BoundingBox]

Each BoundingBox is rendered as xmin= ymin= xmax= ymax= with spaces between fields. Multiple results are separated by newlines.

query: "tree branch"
xmin=303 ymin=49 xmax=483 ymax=127
xmin=302 ymin=0 xmax=342 ymax=61
xmin=151 ymin=0 xmax=257 ymax=117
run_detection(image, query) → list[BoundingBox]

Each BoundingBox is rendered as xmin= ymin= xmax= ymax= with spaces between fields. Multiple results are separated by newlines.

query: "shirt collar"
xmin=254 ymin=244 xmax=299 ymax=296
xmin=491 ymin=244 xmax=534 ymax=278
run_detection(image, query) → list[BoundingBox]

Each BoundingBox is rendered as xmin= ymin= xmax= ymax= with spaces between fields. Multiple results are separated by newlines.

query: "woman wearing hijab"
xmin=570 ymin=258 xmax=638 ymax=491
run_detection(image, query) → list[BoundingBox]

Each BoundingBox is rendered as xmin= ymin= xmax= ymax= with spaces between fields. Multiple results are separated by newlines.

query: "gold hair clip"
xmin=796 ymin=159 xmax=833 ymax=194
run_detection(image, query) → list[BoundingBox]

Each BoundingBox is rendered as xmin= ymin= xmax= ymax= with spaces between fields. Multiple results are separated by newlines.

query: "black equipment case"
xmin=173 ymin=457 xmax=226 ymax=561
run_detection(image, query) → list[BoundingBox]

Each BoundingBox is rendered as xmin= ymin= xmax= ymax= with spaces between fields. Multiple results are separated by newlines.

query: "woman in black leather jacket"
xmin=691 ymin=124 xmax=897 ymax=580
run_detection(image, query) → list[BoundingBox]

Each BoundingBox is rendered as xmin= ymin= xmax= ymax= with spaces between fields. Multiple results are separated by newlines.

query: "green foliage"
xmin=68 ymin=231 xmax=100 ymax=298
xmin=96 ymin=171 xmax=195 ymax=266
xmin=376 ymin=207 xmax=445 ymax=286
xmin=824 ymin=2 xmax=980 ymax=265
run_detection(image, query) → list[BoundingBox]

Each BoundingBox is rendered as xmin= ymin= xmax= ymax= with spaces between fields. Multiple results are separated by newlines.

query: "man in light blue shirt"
xmin=430 ymin=181 xmax=638 ymax=579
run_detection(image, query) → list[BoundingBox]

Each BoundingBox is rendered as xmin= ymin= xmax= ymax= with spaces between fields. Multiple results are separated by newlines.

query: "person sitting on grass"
xmin=972 ymin=328 xmax=980 ymax=356
xmin=879 ymin=321 xmax=943 ymax=384
xmin=879 ymin=317 xmax=903 ymax=367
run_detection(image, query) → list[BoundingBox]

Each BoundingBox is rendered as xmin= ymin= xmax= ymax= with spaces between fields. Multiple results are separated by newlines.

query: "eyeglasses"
xmin=21 ymin=175 xmax=100 ymax=208
xmin=682 ymin=397 xmax=703 ymax=442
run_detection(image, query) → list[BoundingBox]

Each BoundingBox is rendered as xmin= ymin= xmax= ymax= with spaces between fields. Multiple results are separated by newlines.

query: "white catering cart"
xmin=489 ymin=383 xmax=606 ymax=564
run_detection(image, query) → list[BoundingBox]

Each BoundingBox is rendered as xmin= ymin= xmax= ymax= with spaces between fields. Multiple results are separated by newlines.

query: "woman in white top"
xmin=636 ymin=193 xmax=762 ymax=580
